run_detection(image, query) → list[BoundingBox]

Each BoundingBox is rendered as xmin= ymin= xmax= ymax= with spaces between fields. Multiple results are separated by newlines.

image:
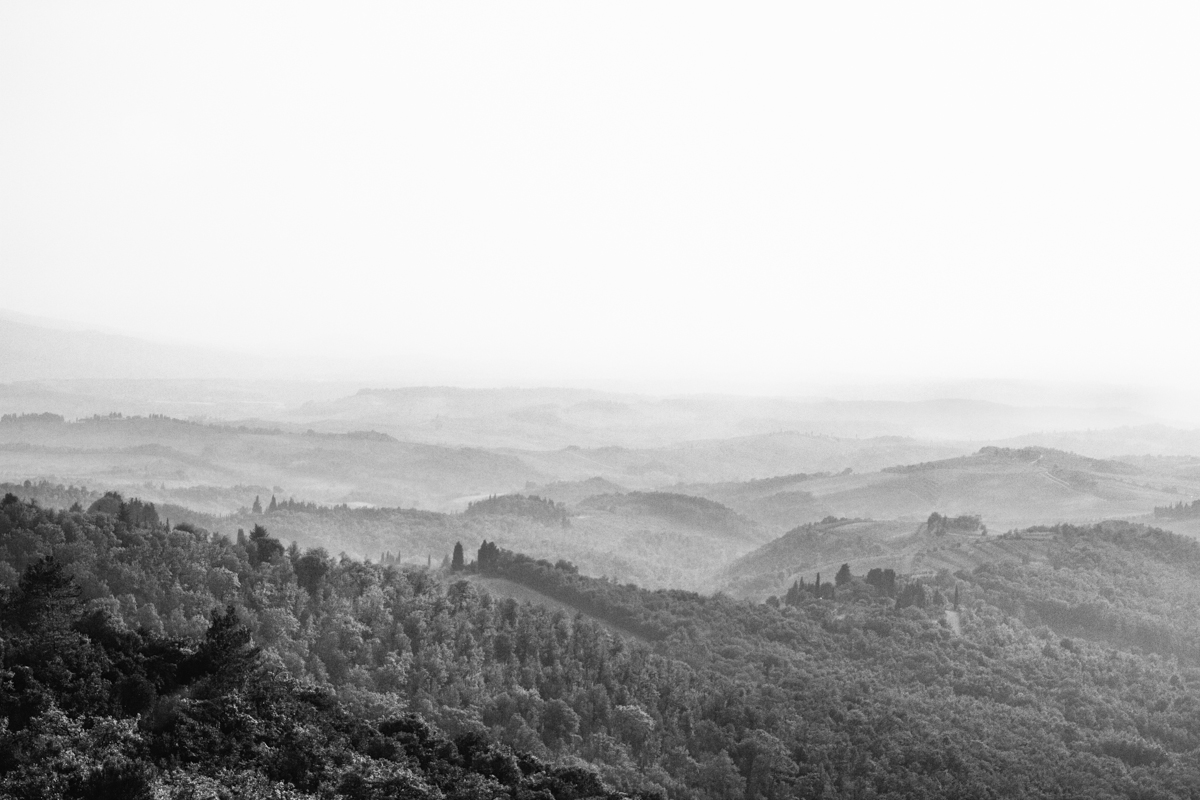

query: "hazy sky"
xmin=1 ymin=3 xmax=1197 ymax=392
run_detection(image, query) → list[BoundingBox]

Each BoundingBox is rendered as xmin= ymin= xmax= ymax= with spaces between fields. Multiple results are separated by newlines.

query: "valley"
xmin=6 ymin=335 xmax=1200 ymax=798
xmin=7 ymin=393 xmax=1200 ymax=598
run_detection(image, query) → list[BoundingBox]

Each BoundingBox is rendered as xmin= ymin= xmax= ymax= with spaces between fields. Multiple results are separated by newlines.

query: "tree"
xmin=866 ymin=568 xmax=897 ymax=596
xmin=477 ymin=540 xmax=500 ymax=572
xmin=120 ymin=497 xmax=160 ymax=528
xmin=835 ymin=563 xmax=852 ymax=586
xmin=738 ymin=729 xmax=799 ymax=800
xmin=267 ymin=494 xmax=277 ymax=513
xmin=295 ymin=548 xmax=330 ymax=594
xmin=87 ymin=491 xmax=125 ymax=517
xmin=248 ymin=524 xmax=284 ymax=568
xmin=1 ymin=556 xmax=81 ymax=635
xmin=180 ymin=605 xmax=261 ymax=692
xmin=451 ymin=542 xmax=464 ymax=572
xmin=252 ymin=495 xmax=263 ymax=515
xmin=612 ymin=704 xmax=654 ymax=761
xmin=697 ymin=750 xmax=745 ymax=800
xmin=542 ymin=698 xmax=581 ymax=749
xmin=896 ymin=582 xmax=927 ymax=610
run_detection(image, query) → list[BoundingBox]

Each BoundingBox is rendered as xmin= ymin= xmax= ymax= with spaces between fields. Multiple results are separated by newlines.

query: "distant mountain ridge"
xmin=0 ymin=316 xmax=278 ymax=381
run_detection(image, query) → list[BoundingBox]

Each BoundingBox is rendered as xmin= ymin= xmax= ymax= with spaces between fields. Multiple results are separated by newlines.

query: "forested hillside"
xmin=154 ymin=490 xmax=752 ymax=592
xmin=0 ymin=481 xmax=761 ymax=591
xmin=5 ymin=496 xmax=1200 ymax=797
xmin=720 ymin=517 xmax=910 ymax=598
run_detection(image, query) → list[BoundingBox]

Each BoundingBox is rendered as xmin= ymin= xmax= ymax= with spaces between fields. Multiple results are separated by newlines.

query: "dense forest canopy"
xmin=4 ymin=495 xmax=1200 ymax=797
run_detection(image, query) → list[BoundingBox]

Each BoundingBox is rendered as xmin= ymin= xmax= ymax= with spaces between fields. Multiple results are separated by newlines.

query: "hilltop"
xmin=720 ymin=517 xmax=917 ymax=598
xmin=721 ymin=505 xmax=1161 ymax=602
xmin=522 ymin=476 xmax=629 ymax=505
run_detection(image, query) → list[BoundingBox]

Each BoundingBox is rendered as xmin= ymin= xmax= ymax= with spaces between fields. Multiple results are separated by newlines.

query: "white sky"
xmin=1 ymin=3 xmax=1197 ymax=392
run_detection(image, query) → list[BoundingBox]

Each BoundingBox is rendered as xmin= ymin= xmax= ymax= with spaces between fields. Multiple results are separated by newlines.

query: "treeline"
xmin=464 ymin=494 xmax=570 ymax=526
xmin=925 ymin=512 xmax=983 ymax=535
xmin=0 ymin=479 xmax=99 ymax=510
xmin=87 ymin=490 xmax=162 ymax=528
xmin=7 ymin=497 xmax=1200 ymax=796
xmin=73 ymin=412 xmax=285 ymax=436
xmin=776 ymin=565 xmax=942 ymax=610
xmin=1155 ymin=499 xmax=1200 ymax=519
xmin=884 ymin=446 xmax=1135 ymax=475
xmin=253 ymin=495 xmax=362 ymax=515
xmin=0 ymin=412 xmax=66 ymax=424
xmin=743 ymin=472 xmax=830 ymax=490
xmin=474 ymin=542 xmax=685 ymax=642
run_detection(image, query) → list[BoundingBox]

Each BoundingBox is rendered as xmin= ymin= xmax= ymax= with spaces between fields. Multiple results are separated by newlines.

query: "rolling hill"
xmin=282 ymin=385 xmax=1159 ymax=447
xmin=674 ymin=446 xmax=1200 ymax=537
xmin=0 ymin=412 xmax=544 ymax=510
xmin=720 ymin=517 xmax=918 ymax=598
xmin=36 ymin=481 xmax=765 ymax=593
xmin=509 ymin=432 xmax=973 ymax=490
xmin=712 ymin=445 xmax=1200 ymax=599
xmin=521 ymin=476 xmax=629 ymax=505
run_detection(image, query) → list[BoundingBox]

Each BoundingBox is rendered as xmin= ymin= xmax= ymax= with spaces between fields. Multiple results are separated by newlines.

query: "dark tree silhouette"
xmin=1 ymin=556 xmax=81 ymax=635
xmin=248 ymin=524 xmax=284 ymax=567
xmin=295 ymin=548 xmax=331 ymax=594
